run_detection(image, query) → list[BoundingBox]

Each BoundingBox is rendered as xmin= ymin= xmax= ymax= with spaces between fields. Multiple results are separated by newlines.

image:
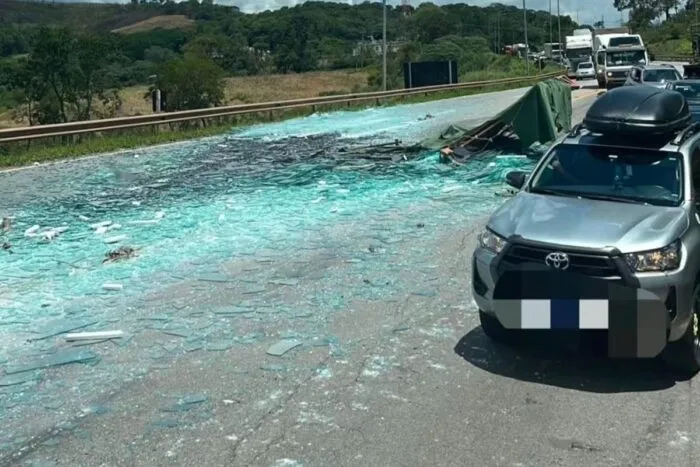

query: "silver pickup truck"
xmin=472 ymin=86 xmax=700 ymax=375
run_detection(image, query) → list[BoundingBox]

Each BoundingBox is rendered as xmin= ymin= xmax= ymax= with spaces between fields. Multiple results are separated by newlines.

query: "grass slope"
xmin=0 ymin=0 xmax=171 ymax=32
xmin=111 ymin=15 xmax=196 ymax=34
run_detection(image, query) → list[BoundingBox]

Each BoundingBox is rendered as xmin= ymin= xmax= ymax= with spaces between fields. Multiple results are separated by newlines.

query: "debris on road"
xmin=103 ymin=246 xmax=138 ymax=263
xmin=65 ymin=330 xmax=126 ymax=342
xmin=4 ymin=349 xmax=99 ymax=375
xmin=104 ymin=235 xmax=127 ymax=244
xmin=29 ymin=318 xmax=99 ymax=341
xmin=267 ymin=339 xmax=303 ymax=356
xmin=24 ymin=225 xmax=39 ymax=237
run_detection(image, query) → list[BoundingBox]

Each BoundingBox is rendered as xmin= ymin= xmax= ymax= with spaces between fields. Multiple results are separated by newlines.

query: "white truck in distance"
xmin=593 ymin=32 xmax=648 ymax=89
xmin=565 ymin=31 xmax=593 ymax=77
xmin=543 ymin=42 xmax=563 ymax=62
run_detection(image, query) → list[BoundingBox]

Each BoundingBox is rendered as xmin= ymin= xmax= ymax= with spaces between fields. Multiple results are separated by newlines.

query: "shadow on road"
xmin=454 ymin=326 xmax=689 ymax=394
xmin=576 ymin=79 xmax=600 ymax=90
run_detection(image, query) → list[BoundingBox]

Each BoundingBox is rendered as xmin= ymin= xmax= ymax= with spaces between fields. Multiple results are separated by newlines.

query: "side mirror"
xmin=505 ymin=170 xmax=527 ymax=190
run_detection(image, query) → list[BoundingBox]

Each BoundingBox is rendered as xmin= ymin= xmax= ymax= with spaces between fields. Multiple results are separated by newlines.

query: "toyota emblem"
xmin=545 ymin=251 xmax=570 ymax=270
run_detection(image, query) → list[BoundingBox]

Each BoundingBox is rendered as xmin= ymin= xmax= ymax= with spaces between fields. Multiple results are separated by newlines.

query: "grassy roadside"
xmin=0 ymin=70 xmax=560 ymax=168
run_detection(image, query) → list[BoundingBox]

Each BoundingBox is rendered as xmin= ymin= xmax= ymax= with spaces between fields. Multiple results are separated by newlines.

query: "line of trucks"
xmin=542 ymin=27 xmax=649 ymax=89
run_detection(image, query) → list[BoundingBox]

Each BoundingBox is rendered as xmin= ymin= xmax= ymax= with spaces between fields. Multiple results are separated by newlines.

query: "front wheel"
xmin=479 ymin=310 xmax=518 ymax=345
xmin=662 ymin=284 xmax=700 ymax=377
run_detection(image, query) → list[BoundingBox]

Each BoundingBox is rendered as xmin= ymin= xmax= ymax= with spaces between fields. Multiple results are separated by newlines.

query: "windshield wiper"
xmin=529 ymin=188 xmax=578 ymax=197
xmin=574 ymin=193 xmax=642 ymax=204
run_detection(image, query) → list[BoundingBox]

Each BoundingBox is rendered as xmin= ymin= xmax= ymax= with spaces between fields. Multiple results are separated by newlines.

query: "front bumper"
xmin=472 ymin=237 xmax=695 ymax=350
xmin=605 ymin=76 xmax=628 ymax=87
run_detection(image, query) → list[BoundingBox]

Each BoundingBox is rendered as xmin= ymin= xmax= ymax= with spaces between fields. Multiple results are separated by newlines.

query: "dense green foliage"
xmin=0 ymin=0 xmax=578 ymax=125
xmin=612 ymin=0 xmax=699 ymax=57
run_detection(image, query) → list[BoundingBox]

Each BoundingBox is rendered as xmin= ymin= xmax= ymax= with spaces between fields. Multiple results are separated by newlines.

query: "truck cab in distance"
xmin=594 ymin=33 xmax=648 ymax=89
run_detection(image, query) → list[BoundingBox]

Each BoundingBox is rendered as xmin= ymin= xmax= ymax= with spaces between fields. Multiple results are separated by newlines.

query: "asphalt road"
xmin=13 ymin=88 xmax=697 ymax=467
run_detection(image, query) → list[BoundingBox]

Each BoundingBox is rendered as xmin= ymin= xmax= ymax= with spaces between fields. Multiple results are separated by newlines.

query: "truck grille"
xmin=500 ymin=245 xmax=620 ymax=278
xmin=609 ymin=70 xmax=628 ymax=79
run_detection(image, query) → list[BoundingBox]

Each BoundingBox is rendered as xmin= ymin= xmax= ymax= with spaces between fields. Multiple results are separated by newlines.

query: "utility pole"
xmin=523 ymin=0 xmax=529 ymax=74
xmin=557 ymin=0 xmax=561 ymax=48
xmin=497 ymin=13 xmax=501 ymax=54
xmin=382 ymin=0 xmax=387 ymax=92
xmin=549 ymin=0 xmax=552 ymax=44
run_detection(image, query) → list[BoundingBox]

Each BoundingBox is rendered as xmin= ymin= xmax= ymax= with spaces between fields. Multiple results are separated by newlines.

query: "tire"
xmin=662 ymin=283 xmax=700 ymax=377
xmin=479 ymin=310 xmax=517 ymax=345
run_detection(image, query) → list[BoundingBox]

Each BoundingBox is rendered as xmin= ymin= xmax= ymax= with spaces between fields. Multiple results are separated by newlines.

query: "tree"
xmin=183 ymin=33 xmax=247 ymax=73
xmin=410 ymin=4 xmax=457 ymax=43
xmin=155 ymin=53 xmax=225 ymax=110
xmin=24 ymin=27 xmax=120 ymax=124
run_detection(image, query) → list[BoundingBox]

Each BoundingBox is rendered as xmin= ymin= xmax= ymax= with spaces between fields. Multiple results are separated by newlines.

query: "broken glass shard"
xmin=412 ymin=290 xmax=438 ymax=297
xmin=180 ymin=394 xmax=207 ymax=405
xmin=151 ymin=419 xmax=179 ymax=429
xmin=29 ymin=318 xmax=99 ymax=341
xmin=204 ymin=340 xmax=234 ymax=352
xmin=196 ymin=274 xmax=232 ymax=283
xmin=0 ymin=371 xmax=41 ymax=387
xmin=163 ymin=329 xmax=192 ymax=338
xmin=266 ymin=339 xmax=303 ymax=357
xmin=268 ymin=279 xmax=299 ymax=286
xmin=4 ymin=349 xmax=98 ymax=375
xmin=260 ymin=364 xmax=287 ymax=372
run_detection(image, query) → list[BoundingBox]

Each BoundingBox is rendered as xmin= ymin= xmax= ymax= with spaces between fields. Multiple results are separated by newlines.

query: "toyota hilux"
xmin=472 ymin=85 xmax=700 ymax=375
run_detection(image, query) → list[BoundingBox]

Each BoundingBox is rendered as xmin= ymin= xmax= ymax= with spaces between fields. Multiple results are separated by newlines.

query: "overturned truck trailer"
xmin=423 ymin=79 xmax=573 ymax=162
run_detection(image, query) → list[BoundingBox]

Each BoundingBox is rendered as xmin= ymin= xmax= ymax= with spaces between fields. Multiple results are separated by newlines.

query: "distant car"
xmin=666 ymin=79 xmax=700 ymax=121
xmin=625 ymin=64 xmax=682 ymax=88
xmin=575 ymin=62 xmax=595 ymax=80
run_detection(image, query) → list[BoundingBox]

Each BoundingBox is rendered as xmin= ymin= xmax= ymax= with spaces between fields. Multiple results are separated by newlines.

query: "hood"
xmin=488 ymin=192 xmax=688 ymax=253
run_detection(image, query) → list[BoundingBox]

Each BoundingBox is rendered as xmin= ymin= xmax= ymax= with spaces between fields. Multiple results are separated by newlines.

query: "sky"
xmin=49 ymin=0 xmax=627 ymax=28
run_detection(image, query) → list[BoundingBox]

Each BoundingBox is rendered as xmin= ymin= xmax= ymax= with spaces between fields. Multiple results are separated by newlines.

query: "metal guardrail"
xmin=0 ymin=70 xmax=566 ymax=143
xmin=653 ymin=55 xmax=692 ymax=62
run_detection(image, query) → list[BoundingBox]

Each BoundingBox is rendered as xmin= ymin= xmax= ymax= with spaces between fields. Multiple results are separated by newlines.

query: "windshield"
xmin=643 ymin=68 xmax=681 ymax=82
xmin=578 ymin=62 xmax=593 ymax=69
xmin=567 ymin=47 xmax=592 ymax=59
xmin=609 ymin=36 xmax=641 ymax=47
xmin=606 ymin=50 xmax=646 ymax=67
xmin=529 ymin=143 xmax=683 ymax=207
xmin=671 ymin=82 xmax=700 ymax=99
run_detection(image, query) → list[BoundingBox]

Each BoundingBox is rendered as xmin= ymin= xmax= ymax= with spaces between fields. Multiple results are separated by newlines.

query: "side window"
xmin=691 ymin=147 xmax=700 ymax=203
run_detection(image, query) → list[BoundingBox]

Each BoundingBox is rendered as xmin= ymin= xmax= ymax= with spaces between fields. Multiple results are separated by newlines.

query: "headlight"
xmin=607 ymin=71 xmax=613 ymax=76
xmin=623 ymin=240 xmax=681 ymax=272
xmin=478 ymin=229 xmax=507 ymax=254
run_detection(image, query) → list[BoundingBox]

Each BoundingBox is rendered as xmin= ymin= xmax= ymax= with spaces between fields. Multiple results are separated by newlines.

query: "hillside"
xmin=0 ymin=0 xmax=164 ymax=32
xmin=111 ymin=15 xmax=196 ymax=34
xmin=0 ymin=0 xmax=579 ymax=127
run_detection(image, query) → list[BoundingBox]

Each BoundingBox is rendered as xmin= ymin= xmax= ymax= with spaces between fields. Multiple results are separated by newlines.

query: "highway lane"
xmin=13 ymin=88 xmax=698 ymax=467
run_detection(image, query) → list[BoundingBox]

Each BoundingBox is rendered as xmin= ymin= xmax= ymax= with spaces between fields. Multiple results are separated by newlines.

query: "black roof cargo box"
xmin=583 ymin=86 xmax=691 ymax=136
